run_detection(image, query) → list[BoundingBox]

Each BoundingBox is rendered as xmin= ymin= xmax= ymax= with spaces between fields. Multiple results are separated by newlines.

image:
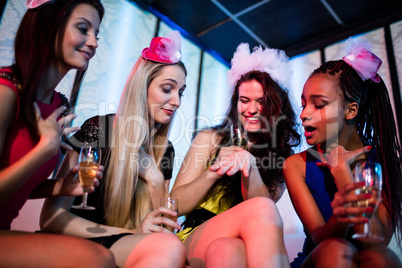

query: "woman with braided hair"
xmin=283 ymin=38 xmax=402 ymax=267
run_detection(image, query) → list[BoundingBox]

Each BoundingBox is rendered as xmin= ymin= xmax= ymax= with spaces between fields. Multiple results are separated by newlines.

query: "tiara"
xmin=142 ymin=31 xmax=182 ymax=64
xmin=26 ymin=0 xmax=53 ymax=9
xmin=227 ymin=43 xmax=290 ymax=90
xmin=343 ymin=37 xmax=382 ymax=83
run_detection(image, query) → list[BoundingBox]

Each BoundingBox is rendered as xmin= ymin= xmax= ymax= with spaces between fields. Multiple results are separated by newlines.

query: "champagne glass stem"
xmin=366 ymin=219 xmax=371 ymax=238
xmin=81 ymin=191 xmax=89 ymax=207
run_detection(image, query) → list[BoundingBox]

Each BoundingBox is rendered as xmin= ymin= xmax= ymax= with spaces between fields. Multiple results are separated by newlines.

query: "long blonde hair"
xmin=104 ymin=57 xmax=186 ymax=228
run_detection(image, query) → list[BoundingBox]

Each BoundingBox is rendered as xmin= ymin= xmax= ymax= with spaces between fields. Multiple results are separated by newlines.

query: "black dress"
xmin=65 ymin=114 xmax=174 ymax=248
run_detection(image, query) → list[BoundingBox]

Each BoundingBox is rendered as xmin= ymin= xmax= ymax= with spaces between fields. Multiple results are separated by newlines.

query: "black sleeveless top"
xmin=66 ymin=114 xmax=174 ymax=224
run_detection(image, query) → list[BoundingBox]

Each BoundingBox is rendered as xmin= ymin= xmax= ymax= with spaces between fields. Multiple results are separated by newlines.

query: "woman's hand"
xmin=135 ymin=207 xmax=181 ymax=234
xmin=56 ymin=165 xmax=104 ymax=196
xmin=317 ymin=145 xmax=371 ymax=171
xmin=138 ymin=147 xmax=164 ymax=183
xmin=35 ymin=103 xmax=80 ymax=155
xmin=331 ymin=181 xmax=372 ymax=226
xmin=317 ymin=145 xmax=371 ymax=187
xmin=209 ymin=146 xmax=256 ymax=177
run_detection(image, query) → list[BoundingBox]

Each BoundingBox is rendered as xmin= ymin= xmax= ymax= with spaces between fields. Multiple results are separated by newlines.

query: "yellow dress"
xmin=176 ymin=191 xmax=230 ymax=242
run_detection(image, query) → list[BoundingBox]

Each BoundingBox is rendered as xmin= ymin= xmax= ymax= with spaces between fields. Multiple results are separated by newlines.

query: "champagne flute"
xmin=160 ymin=197 xmax=178 ymax=233
xmin=72 ymin=146 xmax=101 ymax=210
xmin=352 ymin=160 xmax=383 ymax=242
xmin=230 ymin=123 xmax=248 ymax=150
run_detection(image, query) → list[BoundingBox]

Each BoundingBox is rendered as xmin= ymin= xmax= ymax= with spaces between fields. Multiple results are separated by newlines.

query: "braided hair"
xmin=312 ymin=60 xmax=402 ymax=244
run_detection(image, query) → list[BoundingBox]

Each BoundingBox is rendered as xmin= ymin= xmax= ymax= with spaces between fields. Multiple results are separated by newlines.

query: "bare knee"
xmin=310 ymin=238 xmax=357 ymax=268
xmin=360 ymin=245 xmax=402 ymax=268
xmin=134 ymin=233 xmax=186 ymax=267
xmin=156 ymin=233 xmax=186 ymax=260
xmin=241 ymin=197 xmax=283 ymax=227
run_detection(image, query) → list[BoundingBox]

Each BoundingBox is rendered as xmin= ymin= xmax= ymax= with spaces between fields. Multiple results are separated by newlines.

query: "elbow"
xmin=39 ymin=198 xmax=59 ymax=233
xmin=39 ymin=203 xmax=52 ymax=232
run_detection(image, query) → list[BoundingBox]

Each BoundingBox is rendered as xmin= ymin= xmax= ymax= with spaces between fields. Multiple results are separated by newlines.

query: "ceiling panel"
xmin=199 ymin=20 xmax=259 ymax=62
xmin=217 ymin=0 xmax=264 ymax=14
xmin=131 ymin=0 xmax=402 ymax=65
xmin=240 ymin=0 xmax=339 ymax=49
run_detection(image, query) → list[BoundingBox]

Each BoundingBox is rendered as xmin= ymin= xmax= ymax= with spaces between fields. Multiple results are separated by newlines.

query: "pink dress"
xmin=0 ymin=68 xmax=64 ymax=229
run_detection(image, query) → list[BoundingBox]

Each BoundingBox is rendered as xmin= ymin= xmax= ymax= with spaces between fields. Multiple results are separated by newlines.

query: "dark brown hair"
xmin=12 ymin=0 xmax=104 ymax=139
xmin=206 ymin=70 xmax=301 ymax=208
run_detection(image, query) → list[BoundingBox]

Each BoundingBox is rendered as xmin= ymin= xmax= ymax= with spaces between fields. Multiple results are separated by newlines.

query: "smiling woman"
xmin=0 ymin=0 xmax=116 ymax=267
xmin=170 ymin=43 xmax=301 ymax=268
xmin=56 ymin=3 xmax=100 ymax=73
xmin=237 ymin=79 xmax=264 ymax=132
xmin=41 ymin=31 xmax=188 ymax=268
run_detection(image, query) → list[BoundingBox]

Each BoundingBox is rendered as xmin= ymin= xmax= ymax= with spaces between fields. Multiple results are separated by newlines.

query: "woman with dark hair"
xmin=283 ymin=38 xmax=402 ymax=267
xmin=0 ymin=0 xmax=114 ymax=267
xmin=171 ymin=43 xmax=301 ymax=267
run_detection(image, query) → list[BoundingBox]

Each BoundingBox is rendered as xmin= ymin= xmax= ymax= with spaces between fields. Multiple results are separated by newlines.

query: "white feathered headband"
xmin=227 ymin=43 xmax=291 ymax=90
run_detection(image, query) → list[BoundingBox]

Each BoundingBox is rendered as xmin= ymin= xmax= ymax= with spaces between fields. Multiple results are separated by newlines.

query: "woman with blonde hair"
xmin=41 ymin=31 xmax=188 ymax=267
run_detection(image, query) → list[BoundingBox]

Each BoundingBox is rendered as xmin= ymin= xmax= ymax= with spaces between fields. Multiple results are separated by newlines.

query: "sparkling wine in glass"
xmin=230 ymin=123 xmax=248 ymax=150
xmin=72 ymin=146 xmax=101 ymax=210
xmin=352 ymin=160 xmax=383 ymax=242
xmin=160 ymin=197 xmax=178 ymax=233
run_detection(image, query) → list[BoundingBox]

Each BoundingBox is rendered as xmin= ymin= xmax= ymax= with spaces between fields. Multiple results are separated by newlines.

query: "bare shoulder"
xmin=192 ymin=129 xmax=220 ymax=148
xmin=0 ymin=84 xmax=18 ymax=152
xmin=0 ymin=84 xmax=18 ymax=125
xmin=0 ymin=84 xmax=18 ymax=106
xmin=283 ymin=151 xmax=307 ymax=182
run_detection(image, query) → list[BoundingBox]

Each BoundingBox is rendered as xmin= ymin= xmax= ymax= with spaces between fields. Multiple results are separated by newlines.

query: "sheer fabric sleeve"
xmin=65 ymin=114 xmax=114 ymax=155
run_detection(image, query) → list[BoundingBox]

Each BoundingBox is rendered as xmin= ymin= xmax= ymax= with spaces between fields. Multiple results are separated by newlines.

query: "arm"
xmin=0 ymin=85 xmax=73 ymax=204
xmin=41 ymin=150 xmax=181 ymax=236
xmin=240 ymin=158 xmax=270 ymax=200
xmin=285 ymin=146 xmax=392 ymax=246
xmin=138 ymin=147 xmax=166 ymax=210
xmin=170 ymin=130 xmax=223 ymax=215
xmin=209 ymin=146 xmax=270 ymax=201
xmin=283 ymin=152 xmax=350 ymax=245
xmin=324 ymin=146 xmax=394 ymax=244
xmin=40 ymin=150 xmax=133 ymax=237
xmin=30 ymin=164 xmax=100 ymax=199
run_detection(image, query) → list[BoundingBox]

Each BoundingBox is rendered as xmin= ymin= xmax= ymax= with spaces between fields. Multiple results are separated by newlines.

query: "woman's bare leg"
xmin=205 ymin=237 xmax=246 ymax=268
xmin=301 ymin=238 xmax=358 ymax=268
xmin=111 ymin=233 xmax=186 ymax=268
xmin=0 ymin=230 xmax=115 ymax=268
xmin=184 ymin=197 xmax=289 ymax=268
xmin=359 ymin=244 xmax=402 ymax=268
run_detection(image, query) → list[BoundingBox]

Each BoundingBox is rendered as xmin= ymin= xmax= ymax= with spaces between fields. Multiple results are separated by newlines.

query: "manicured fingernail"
xmin=365 ymin=207 xmax=374 ymax=212
xmin=364 ymin=193 xmax=372 ymax=198
xmin=366 ymin=146 xmax=372 ymax=150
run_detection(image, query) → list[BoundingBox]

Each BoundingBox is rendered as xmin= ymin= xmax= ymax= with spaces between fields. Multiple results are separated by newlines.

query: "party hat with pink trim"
xmin=26 ymin=0 xmax=53 ymax=9
xmin=142 ymin=31 xmax=182 ymax=64
xmin=343 ymin=37 xmax=382 ymax=83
